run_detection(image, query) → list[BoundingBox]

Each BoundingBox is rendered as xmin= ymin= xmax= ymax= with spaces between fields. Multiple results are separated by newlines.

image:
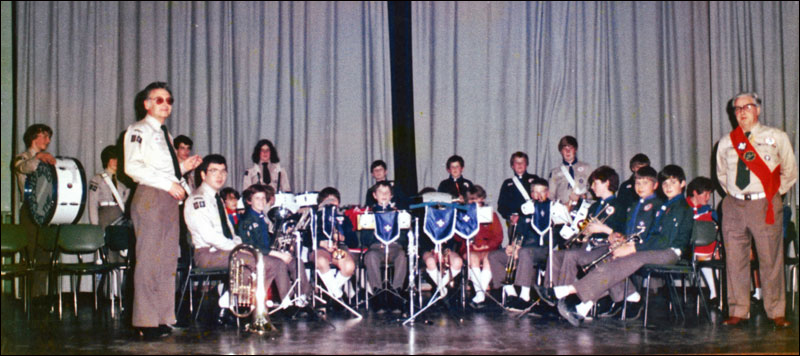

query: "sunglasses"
xmin=149 ymin=96 xmax=174 ymax=105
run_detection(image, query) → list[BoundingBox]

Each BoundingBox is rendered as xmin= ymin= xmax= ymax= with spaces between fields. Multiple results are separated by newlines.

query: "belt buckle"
xmin=744 ymin=194 xmax=752 ymax=201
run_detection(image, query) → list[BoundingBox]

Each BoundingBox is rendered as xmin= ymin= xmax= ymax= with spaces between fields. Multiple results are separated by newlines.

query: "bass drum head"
xmin=24 ymin=157 xmax=87 ymax=225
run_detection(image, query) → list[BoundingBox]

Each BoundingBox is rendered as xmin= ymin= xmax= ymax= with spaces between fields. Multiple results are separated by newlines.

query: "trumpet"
xmin=580 ymin=225 xmax=646 ymax=273
xmin=503 ymin=221 xmax=522 ymax=285
xmin=330 ymin=227 xmax=348 ymax=261
xmin=228 ymin=244 xmax=275 ymax=333
xmin=564 ymin=205 xmax=616 ymax=249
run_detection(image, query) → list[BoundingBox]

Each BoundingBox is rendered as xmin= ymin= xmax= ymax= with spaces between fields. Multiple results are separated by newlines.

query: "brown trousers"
xmin=574 ymin=249 xmax=679 ymax=303
xmin=722 ymin=195 xmax=785 ymax=319
xmin=131 ymin=186 xmax=180 ymax=328
xmin=195 ymin=247 xmax=290 ymax=299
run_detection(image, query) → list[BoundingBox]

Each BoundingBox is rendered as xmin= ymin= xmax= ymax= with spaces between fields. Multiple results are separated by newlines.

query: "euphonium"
xmin=228 ymin=244 xmax=275 ymax=333
xmin=331 ymin=227 xmax=347 ymax=260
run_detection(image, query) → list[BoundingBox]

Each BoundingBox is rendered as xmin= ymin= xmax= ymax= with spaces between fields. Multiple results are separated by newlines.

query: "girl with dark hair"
xmin=243 ymin=139 xmax=291 ymax=192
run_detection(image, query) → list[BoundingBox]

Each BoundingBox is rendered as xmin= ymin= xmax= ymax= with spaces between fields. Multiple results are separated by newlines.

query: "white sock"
xmin=701 ymin=268 xmax=717 ymax=299
xmin=576 ymin=301 xmax=594 ymax=317
xmin=332 ymin=273 xmax=351 ymax=298
xmin=554 ymin=285 xmax=573 ymax=300
xmin=469 ymin=268 xmax=483 ymax=292
xmin=520 ymin=286 xmax=531 ymax=302
xmin=450 ymin=267 xmax=461 ymax=279
xmin=218 ymin=291 xmax=230 ymax=309
xmin=503 ymin=285 xmax=517 ymax=297
xmin=626 ymin=292 xmax=641 ymax=303
xmin=752 ymin=288 xmax=762 ymax=300
xmin=320 ymin=269 xmax=336 ymax=290
xmin=472 ymin=291 xmax=485 ymax=304
xmin=427 ymin=268 xmax=441 ymax=286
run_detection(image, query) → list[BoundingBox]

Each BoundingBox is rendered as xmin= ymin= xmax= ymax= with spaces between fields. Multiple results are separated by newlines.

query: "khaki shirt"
xmin=124 ymin=115 xmax=189 ymax=192
xmin=87 ymin=170 xmax=131 ymax=226
xmin=716 ymin=123 xmax=797 ymax=196
xmin=243 ymin=162 xmax=291 ymax=192
xmin=12 ymin=148 xmax=44 ymax=208
xmin=548 ymin=161 xmax=593 ymax=205
xmin=184 ymin=182 xmax=242 ymax=252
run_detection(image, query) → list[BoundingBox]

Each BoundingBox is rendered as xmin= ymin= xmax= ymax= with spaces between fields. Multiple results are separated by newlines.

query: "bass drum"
xmin=24 ymin=157 xmax=87 ymax=226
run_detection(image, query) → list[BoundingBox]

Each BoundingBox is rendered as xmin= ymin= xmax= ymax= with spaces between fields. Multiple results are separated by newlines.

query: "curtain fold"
xmin=412 ymin=1 xmax=798 ymax=207
xmin=15 ymin=1 xmax=394 ymax=208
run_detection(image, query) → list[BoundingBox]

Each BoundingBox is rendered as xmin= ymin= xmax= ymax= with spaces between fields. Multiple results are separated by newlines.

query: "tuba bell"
xmin=228 ymin=244 xmax=276 ymax=333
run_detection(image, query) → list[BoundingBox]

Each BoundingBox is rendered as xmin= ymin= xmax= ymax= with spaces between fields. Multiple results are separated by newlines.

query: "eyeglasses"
xmin=733 ymin=103 xmax=757 ymax=113
xmin=149 ymin=96 xmax=174 ymax=105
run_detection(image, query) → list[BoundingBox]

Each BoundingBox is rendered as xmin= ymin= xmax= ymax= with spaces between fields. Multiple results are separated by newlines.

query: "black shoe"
xmin=597 ymin=302 xmax=623 ymax=319
xmin=532 ymin=284 xmax=556 ymax=307
xmin=508 ymin=297 xmax=534 ymax=312
xmin=624 ymin=301 xmax=644 ymax=320
xmin=503 ymin=295 xmax=520 ymax=309
xmin=137 ymin=327 xmax=169 ymax=340
xmin=557 ymin=296 xmax=585 ymax=327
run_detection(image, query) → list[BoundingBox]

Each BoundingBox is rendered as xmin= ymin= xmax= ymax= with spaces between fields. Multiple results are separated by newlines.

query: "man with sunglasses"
xmin=715 ymin=92 xmax=797 ymax=328
xmin=124 ymin=82 xmax=202 ymax=339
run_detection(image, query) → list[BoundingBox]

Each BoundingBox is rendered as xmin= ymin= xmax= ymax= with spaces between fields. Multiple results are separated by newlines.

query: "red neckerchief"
xmin=730 ymin=126 xmax=781 ymax=224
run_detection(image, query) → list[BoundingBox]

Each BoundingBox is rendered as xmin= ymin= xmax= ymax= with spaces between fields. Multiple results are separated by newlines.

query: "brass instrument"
xmin=228 ymin=244 xmax=275 ymax=333
xmin=270 ymin=208 xmax=311 ymax=253
xmin=330 ymin=226 xmax=348 ymax=261
xmin=503 ymin=221 xmax=523 ymax=285
xmin=564 ymin=205 xmax=616 ymax=249
xmin=580 ymin=225 xmax=646 ymax=273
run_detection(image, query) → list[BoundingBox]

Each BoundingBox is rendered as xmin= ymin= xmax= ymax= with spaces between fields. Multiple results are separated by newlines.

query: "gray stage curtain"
xmin=412 ymin=1 xmax=798 ymax=208
xmin=15 ymin=1 xmax=393 ymax=209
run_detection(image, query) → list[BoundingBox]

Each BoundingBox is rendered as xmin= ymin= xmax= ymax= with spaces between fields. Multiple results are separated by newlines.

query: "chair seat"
xmin=641 ymin=261 xmax=692 ymax=274
xmin=55 ymin=263 xmax=115 ymax=274
xmin=1 ymin=264 xmax=32 ymax=276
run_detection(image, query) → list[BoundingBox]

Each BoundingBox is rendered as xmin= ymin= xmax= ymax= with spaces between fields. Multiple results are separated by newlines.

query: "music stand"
xmin=310 ymin=206 xmax=362 ymax=319
xmin=366 ymin=211 xmax=408 ymax=310
xmin=403 ymin=202 xmax=467 ymax=325
xmin=267 ymin=208 xmax=311 ymax=316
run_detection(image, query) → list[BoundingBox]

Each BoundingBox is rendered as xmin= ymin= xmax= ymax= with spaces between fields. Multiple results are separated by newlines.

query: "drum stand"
xmin=310 ymin=210 xmax=362 ymax=319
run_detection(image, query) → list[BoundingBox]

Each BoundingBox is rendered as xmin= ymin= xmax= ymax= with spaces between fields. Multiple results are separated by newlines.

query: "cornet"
xmin=564 ymin=205 xmax=615 ymax=249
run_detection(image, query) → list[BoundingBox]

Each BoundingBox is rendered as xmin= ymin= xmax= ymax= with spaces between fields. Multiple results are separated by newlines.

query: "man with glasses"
xmin=715 ymin=92 xmax=797 ymax=328
xmin=124 ymin=82 xmax=201 ymax=338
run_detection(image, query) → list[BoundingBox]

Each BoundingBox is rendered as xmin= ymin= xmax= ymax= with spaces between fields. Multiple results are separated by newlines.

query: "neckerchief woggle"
xmin=374 ymin=210 xmax=401 ymax=244
xmin=454 ymin=203 xmax=480 ymax=240
xmin=424 ymin=206 xmax=457 ymax=245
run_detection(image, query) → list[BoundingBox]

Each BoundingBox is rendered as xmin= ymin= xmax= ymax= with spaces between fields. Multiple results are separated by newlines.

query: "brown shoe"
xmin=722 ymin=316 xmax=746 ymax=326
xmin=770 ymin=317 xmax=791 ymax=328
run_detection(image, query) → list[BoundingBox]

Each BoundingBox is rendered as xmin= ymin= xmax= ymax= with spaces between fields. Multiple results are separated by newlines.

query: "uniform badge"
xmin=528 ymin=178 xmax=534 ymax=183
xmin=737 ymin=142 xmax=746 ymax=151
xmin=764 ymin=155 xmax=771 ymax=162
xmin=579 ymin=178 xmax=584 ymax=184
xmin=252 ymin=223 xmax=259 ymax=229
xmin=193 ymin=201 xmax=206 ymax=209
xmin=644 ymin=203 xmax=653 ymax=211
xmin=130 ymin=135 xmax=142 ymax=143
xmin=744 ymin=151 xmax=756 ymax=161
xmin=578 ymin=166 xmax=585 ymax=172
xmin=766 ymin=137 xmax=775 ymax=145
xmin=89 ymin=184 xmax=98 ymax=191
xmin=464 ymin=182 xmax=470 ymax=188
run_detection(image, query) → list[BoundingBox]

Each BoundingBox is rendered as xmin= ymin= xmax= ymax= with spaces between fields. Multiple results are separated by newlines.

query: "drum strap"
xmin=101 ymin=173 xmax=125 ymax=213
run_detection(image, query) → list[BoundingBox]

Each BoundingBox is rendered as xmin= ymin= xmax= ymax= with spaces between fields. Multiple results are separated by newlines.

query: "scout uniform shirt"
xmin=184 ymin=182 xmax=242 ymax=252
xmin=243 ymin=162 xmax=291 ymax=193
xmin=87 ymin=169 xmax=131 ymax=227
xmin=548 ymin=159 xmax=593 ymax=205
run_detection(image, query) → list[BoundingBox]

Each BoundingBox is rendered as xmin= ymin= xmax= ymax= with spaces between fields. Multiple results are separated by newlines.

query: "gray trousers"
xmin=574 ymin=249 xmax=679 ymax=303
xmin=364 ymin=243 xmax=407 ymax=290
xmin=488 ymin=246 xmax=547 ymax=288
xmin=545 ymin=247 xmax=608 ymax=287
xmin=131 ymin=185 xmax=180 ymax=328
xmin=722 ymin=195 xmax=785 ymax=319
xmin=194 ymin=247 xmax=290 ymax=299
